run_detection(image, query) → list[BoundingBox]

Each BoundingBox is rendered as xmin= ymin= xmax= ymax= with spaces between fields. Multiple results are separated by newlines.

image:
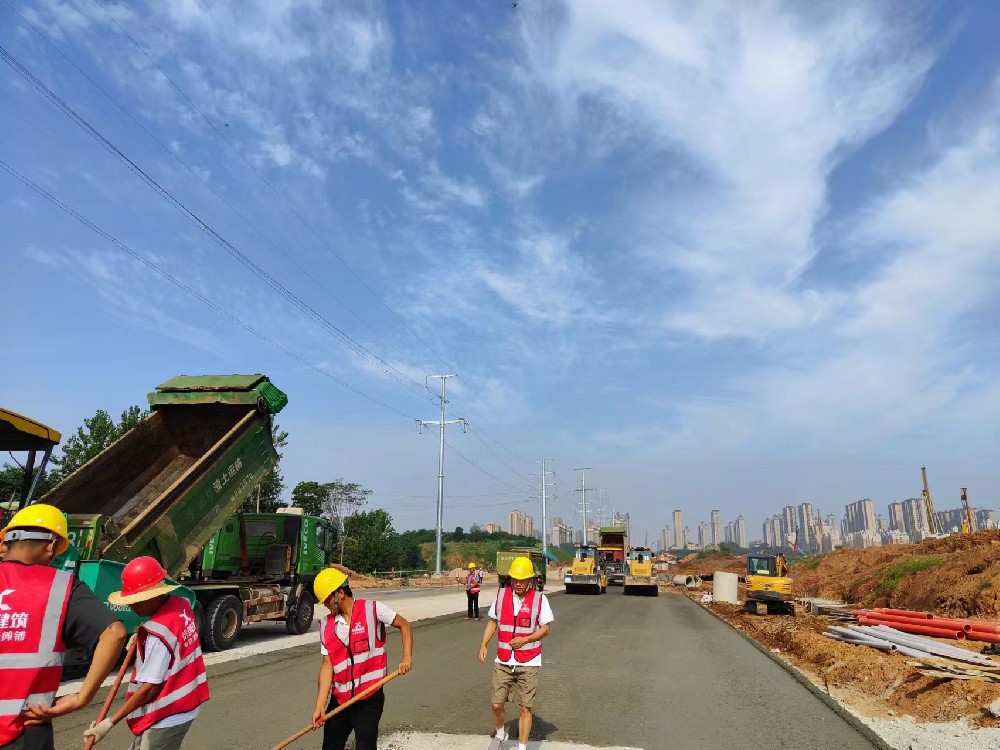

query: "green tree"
xmin=342 ymin=509 xmax=400 ymax=573
xmin=50 ymin=406 xmax=147 ymax=482
xmin=290 ymin=478 xmax=371 ymax=523
xmin=242 ymin=422 xmax=288 ymax=513
xmin=290 ymin=481 xmax=329 ymax=517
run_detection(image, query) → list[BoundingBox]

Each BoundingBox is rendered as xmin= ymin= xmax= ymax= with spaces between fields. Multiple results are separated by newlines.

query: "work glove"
xmin=84 ymin=718 xmax=114 ymax=744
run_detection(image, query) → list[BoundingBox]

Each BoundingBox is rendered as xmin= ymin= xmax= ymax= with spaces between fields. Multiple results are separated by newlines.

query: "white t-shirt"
xmin=488 ymin=591 xmax=554 ymax=668
xmin=319 ymin=600 xmax=398 ymax=656
xmin=132 ymin=636 xmax=200 ymax=729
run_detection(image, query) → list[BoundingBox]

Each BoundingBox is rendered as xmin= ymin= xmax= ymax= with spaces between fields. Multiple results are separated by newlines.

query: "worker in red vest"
xmin=478 ymin=556 xmax=553 ymax=750
xmin=0 ymin=504 xmax=125 ymax=750
xmin=465 ymin=562 xmax=483 ymax=621
xmin=312 ymin=568 xmax=412 ymax=750
xmin=82 ymin=556 xmax=209 ymax=749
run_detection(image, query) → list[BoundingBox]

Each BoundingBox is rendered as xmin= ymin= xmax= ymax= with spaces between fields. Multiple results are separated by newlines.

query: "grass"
xmin=980 ymin=580 xmax=993 ymax=592
xmin=878 ymin=556 xmax=944 ymax=593
xmin=797 ymin=554 xmax=825 ymax=570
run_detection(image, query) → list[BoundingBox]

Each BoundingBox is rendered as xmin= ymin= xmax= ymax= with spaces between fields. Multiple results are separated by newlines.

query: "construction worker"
xmin=478 ymin=556 xmax=553 ymax=750
xmin=82 ymin=556 xmax=209 ymax=749
xmin=312 ymin=568 xmax=412 ymax=750
xmin=465 ymin=562 xmax=483 ymax=621
xmin=0 ymin=504 xmax=126 ymax=750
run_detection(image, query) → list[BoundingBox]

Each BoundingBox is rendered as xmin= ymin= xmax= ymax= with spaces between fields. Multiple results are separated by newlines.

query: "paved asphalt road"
xmin=52 ymin=589 xmax=878 ymax=750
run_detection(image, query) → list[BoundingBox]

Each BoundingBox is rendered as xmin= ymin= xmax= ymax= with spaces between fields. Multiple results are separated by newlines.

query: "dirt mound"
xmin=675 ymin=552 xmax=746 ymax=578
xmin=792 ymin=530 xmax=1000 ymax=618
xmin=693 ymin=592 xmax=1000 ymax=725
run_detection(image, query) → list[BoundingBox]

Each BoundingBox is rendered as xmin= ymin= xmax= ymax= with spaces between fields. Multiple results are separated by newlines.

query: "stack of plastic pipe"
xmin=850 ymin=607 xmax=1000 ymax=643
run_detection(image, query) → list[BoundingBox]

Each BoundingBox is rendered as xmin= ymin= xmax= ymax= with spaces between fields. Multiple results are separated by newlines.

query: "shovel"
xmin=271 ymin=670 xmax=401 ymax=750
xmin=83 ymin=638 xmax=137 ymax=750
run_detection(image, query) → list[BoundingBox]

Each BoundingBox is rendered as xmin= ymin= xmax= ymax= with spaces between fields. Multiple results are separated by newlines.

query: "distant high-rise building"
xmin=508 ymin=510 xmax=533 ymax=537
xmin=613 ymin=513 xmax=630 ymax=534
xmin=680 ymin=526 xmax=689 ymax=550
xmin=550 ymin=516 xmax=573 ymax=547
xmin=887 ymin=501 xmax=905 ymax=532
xmin=901 ymin=497 xmax=928 ymax=537
xmin=797 ymin=502 xmax=817 ymax=553
xmin=976 ymin=509 xmax=997 ymax=530
xmin=710 ymin=510 xmax=722 ymax=547
xmin=735 ymin=516 xmax=747 ymax=549
xmin=484 ymin=522 xmax=502 ymax=534
xmin=697 ymin=523 xmax=710 ymax=548
xmin=672 ymin=510 xmax=683 ymax=549
xmin=725 ymin=521 xmax=735 ymax=545
xmin=662 ymin=527 xmax=671 ymax=552
xmin=781 ymin=505 xmax=797 ymax=544
xmin=845 ymin=499 xmax=876 ymax=536
xmin=762 ymin=519 xmax=773 ymax=547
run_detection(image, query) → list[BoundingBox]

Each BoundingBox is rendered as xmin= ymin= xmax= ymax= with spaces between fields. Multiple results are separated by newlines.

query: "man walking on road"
xmin=465 ymin=562 xmax=483 ymax=621
xmin=0 ymin=504 xmax=126 ymax=750
xmin=478 ymin=556 xmax=553 ymax=750
xmin=83 ymin=556 xmax=209 ymax=749
xmin=312 ymin=568 xmax=413 ymax=750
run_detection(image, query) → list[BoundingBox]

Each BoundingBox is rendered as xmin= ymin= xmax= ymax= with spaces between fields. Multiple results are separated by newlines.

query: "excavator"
xmin=744 ymin=553 xmax=795 ymax=615
xmin=565 ymin=544 xmax=607 ymax=595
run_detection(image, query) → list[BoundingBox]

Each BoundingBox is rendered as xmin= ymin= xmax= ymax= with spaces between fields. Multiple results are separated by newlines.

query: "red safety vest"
xmin=466 ymin=572 xmax=481 ymax=594
xmin=0 ymin=562 xmax=72 ymax=745
xmin=321 ymin=600 xmax=388 ymax=703
xmin=495 ymin=587 xmax=543 ymax=663
xmin=126 ymin=596 xmax=209 ymax=735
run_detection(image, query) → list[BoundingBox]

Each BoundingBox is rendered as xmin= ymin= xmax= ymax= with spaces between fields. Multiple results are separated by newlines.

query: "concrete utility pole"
xmin=418 ymin=375 xmax=466 ymax=576
xmin=537 ymin=459 xmax=556 ymax=557
xmin=574 ymin=467 xmax=592 ymax=543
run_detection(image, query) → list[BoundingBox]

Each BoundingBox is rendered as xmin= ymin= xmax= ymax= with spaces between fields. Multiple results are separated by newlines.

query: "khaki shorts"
xmin=491 ymin=663 xmax=540 ymax=708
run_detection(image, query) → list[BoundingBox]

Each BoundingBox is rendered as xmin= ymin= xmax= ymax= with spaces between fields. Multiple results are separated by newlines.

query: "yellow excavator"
xmin=623 ymin=546 xmax=658 ymax=596
xmin=565 ymin=544 xmax=607 ymax=595
xmin=744 ymin=553 xmax=795 ymax=615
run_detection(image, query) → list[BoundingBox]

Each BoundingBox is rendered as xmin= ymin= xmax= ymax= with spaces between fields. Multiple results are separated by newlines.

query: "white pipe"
xmin=826 ymin=628 xmax=934 ymax=658
xmin=865 ymin=625 xmax=988 ymax=659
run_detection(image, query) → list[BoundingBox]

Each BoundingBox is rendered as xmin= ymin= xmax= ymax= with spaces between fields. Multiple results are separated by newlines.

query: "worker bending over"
xmin=479 ymin=556 xmax=553 ymax=750
xmin=312 ymin=568 xmax=413 ymax=750
xmin=0 ymin=504 xmax=125 ymax=750
xmin=84 ymin=556 xmax=208 ymax=749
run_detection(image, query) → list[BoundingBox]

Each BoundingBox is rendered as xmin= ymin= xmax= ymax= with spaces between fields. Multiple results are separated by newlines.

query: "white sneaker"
xmin=487 ymin=730 xmax=509 ymax=750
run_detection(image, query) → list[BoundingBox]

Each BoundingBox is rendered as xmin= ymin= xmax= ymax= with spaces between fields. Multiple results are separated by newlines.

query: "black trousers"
xmin=0 ymin=725 xmax=54 ymax=750
xmin=322 ymin=689 xmax=385 ymax=750
xmin=467 ymin=591 xmax=480 ymax=618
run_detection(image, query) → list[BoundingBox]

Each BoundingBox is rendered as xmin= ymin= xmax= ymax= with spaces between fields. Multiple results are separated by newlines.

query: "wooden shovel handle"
xmin=270 ymin=670 xmax=401 ymax=750
xmin=83 ymin=638 xmax=137 ymax=750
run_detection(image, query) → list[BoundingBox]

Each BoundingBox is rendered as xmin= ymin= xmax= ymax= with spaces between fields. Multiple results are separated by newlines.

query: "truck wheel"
xmin=203 ymin=595 xmax=243 ymax=651
xmin=193 ymin=601 xmax=205 ymax=640
xmin=286 ymin=590 xmax=314 ymax=635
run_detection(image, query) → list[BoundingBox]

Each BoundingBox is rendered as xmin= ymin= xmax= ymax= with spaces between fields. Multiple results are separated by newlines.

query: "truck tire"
xmin=203 ymin=595 xmax=243 ymax=651
xmin=193 ymin=601 xmax=205 ymax=640
xmin=286 ymin=589 xmax=314 ymax=635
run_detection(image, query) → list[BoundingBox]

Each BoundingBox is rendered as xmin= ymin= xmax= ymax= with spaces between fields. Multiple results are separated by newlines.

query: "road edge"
xmin=679 ymin=594 xmax=896 ymax=750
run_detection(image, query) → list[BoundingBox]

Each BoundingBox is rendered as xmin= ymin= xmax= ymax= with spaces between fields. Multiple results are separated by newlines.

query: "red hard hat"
xmin=120 ymin=556 xmax=168 ymax=597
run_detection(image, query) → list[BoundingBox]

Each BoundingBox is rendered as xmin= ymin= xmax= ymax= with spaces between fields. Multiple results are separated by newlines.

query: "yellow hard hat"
xmin=468 ymin=562 xmax=477 ymax=569
xmin=0 ymin=504 xmax=70 ymax=555
xmin=313 ymin=568 xmax=348 ymax=603
xmin=508 ymin=556 xmax=535 ymax=580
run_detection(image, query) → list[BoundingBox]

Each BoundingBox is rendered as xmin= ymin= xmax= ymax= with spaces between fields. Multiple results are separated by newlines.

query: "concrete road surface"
xmin=52 ymin=589 xmax=878 ymax=750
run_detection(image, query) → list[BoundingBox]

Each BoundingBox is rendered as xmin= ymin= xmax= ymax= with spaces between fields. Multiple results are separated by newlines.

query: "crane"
xmin=961 ymin=487 xmax=977 ymax=533
xmin=921 ymin=465 xmax=938 ymax=535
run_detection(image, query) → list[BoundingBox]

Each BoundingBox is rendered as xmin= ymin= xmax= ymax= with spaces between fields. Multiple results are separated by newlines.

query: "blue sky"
xmin=3 ymin=0 xmax=1000 ymax=545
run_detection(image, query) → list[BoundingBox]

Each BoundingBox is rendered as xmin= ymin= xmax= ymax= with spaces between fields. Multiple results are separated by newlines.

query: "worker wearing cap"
xmin=465 ymin=562 xmax=483 ymax=621
xmin=479 ymin=556 xmax=553 ymax=750
xmin=312 ymin=568 xmax=412 ymax=750
xmin=82 ymin=556 xmax=209 ymax=749
xmin=0 ymin=504 xmax=126 ymax=750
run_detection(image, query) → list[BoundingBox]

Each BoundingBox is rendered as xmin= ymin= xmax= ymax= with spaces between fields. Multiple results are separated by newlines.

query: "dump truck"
xmin=564 ymin=544 xmax=607 ymax=594
xmin=744 ymin=553 xmax=795 ymax=615
xmin=43 ymin=374 xmax=325 ymax=649
xmin=496 ymin=547 xmax=546 ymax=590
xmin=598 ymin=525 xmax=628 ymax=586
xmin=623 ymin=546 xmax=658 ymax=596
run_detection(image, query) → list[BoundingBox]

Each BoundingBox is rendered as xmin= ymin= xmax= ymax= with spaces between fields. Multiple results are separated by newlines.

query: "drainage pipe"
xmin=855 ymin=625 xmax=992 ymax=663
xmin=857 ymin=616 xmax=966 ymax=640
xmin=859 ymin=611 xmax=973 ymax=633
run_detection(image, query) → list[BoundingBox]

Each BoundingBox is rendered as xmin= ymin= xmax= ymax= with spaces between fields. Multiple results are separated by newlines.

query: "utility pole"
xmin=537 ymin=459 xmax=556 ymax=557
xmin=418 ymin=375 xmax=466 ymax=576
xmin=574 ymin=467 xmax=592 ymax=544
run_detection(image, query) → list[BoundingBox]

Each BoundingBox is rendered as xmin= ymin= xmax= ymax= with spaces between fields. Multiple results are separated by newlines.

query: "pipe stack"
xmin=850 ymin=607 xmax=1000 ymax=643
xmin=824 ymin=624 xmax=996 ymax=665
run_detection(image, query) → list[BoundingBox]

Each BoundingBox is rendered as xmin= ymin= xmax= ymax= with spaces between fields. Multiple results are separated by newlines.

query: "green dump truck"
xmin=44 ymin=374 xmax=332 ymax=650
xmin=496 ymin=548 xmax=546 ymax=591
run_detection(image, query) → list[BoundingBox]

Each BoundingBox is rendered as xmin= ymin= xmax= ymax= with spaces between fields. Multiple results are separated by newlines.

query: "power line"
xmin=92 ymin=0 xmax=455 ymax=372
xmin=0 ymin=44 xmax=435 ymax=405
xmin=1 ymin=1 xmax=427 ymax=375
xmin=0 ymin=159 xmax=420 ymax=422
xmin=444 ymin=439 xmax=532 ymax=495
xmin=463 ymin=420 xmax=533 ymax=484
